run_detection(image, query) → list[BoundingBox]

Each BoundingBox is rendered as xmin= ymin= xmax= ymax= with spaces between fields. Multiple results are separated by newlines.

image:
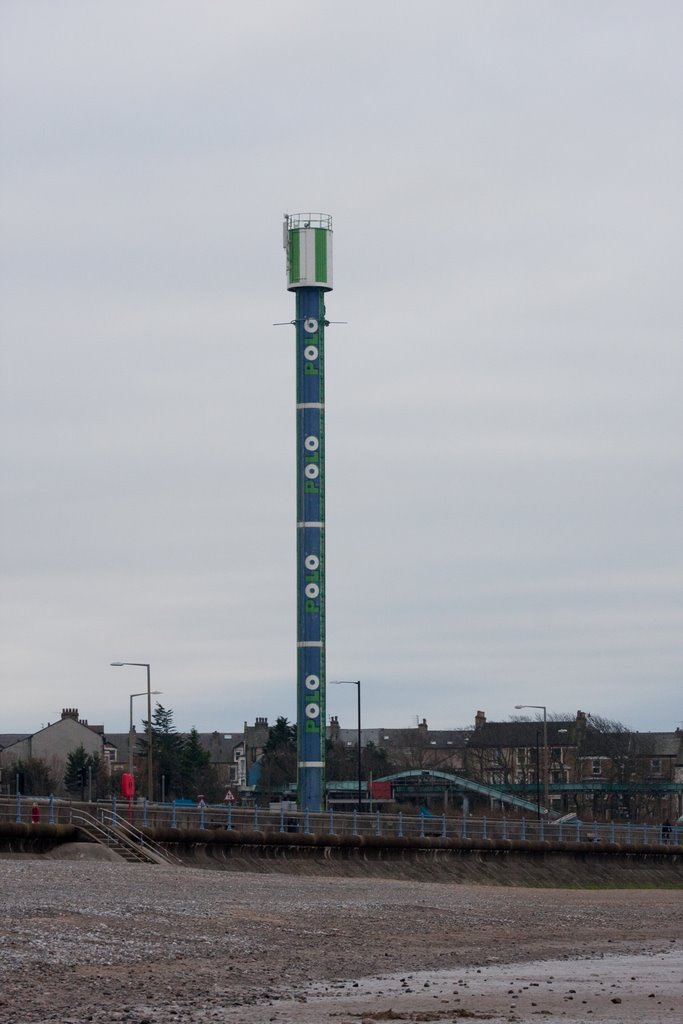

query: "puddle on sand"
xmin=296 ymin=946 xmax=683 ymax=1023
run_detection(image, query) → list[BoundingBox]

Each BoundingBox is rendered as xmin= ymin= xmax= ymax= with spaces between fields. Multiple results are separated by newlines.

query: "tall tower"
xmin=283 ymin=212 xmax=333 ymax=812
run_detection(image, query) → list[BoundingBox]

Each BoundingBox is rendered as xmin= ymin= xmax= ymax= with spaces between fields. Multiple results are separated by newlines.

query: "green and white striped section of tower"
xmin=283 ymin=212 xmax=333 ymax=813
xmin=284 ymin=212 xmax=333 ymax=290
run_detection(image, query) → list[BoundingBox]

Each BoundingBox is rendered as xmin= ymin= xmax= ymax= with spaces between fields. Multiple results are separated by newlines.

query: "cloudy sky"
xmin=1 ymin=1 xmax=681 ymax=737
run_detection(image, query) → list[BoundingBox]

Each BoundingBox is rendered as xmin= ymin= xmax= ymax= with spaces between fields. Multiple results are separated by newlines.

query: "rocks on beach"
xmin=0 ymin=853 xmax=681 ymax=1022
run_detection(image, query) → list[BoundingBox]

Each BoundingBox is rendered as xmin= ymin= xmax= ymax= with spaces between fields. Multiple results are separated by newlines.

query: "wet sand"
xmin=0 ymin=852 xmax=681 ymax=1022
xmin=285 ymin=949 xmax=683 ymax=1022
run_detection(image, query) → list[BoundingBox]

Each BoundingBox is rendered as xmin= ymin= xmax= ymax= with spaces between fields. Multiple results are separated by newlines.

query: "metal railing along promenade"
xmin=71 ymin=808 xmax=182 ymax=865
xmin=2 ymin=796 xmax=680 ymax=849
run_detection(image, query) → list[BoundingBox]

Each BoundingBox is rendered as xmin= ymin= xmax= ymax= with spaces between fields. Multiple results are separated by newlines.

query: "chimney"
xmin=417 ymin=718 xmax=428 ymax=738
xmin=575 ymin=710 xmax=587 ymax=744
xmin=61 ymin=708 xmax=79 ymax=721
xmin=329 ymin=715 xmax=340 ymax=741
xmin=475 ymin=710 xmax=486 ymax=731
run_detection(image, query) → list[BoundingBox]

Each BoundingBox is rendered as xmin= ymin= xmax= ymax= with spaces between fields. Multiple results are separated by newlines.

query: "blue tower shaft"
xmin=295 ymin=288 xmax=326 ymax=811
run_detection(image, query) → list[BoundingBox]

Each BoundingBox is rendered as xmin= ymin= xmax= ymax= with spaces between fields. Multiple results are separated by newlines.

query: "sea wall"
xmin=148 ymin=826 xmax=683 ymax=887
xmin=2 ymin=822 xmax=682 ymax=887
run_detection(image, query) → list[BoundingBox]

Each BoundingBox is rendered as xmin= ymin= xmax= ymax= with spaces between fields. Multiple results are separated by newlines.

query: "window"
xmin=650 ymin=758 xmax=662 ymax=777
xmin=592 ymin=759 xmax=602 ymax=778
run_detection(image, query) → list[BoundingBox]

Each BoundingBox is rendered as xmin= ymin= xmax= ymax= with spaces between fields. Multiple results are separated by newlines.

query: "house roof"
xmin=329 ymin=726 xmax=470 ymax=749
xmin=630 ymin=732 xmax=682 ymax=758
xmin=470 ymin=720 xmax=577 ymax=747
xmin=418 ymin=729 xmax=471 ymax=747
xmin=468 ymin=720 xmax=683 ymax=760
xmin=0 ymin=734 xmax=31 ymax=750
xmin=577 ymin=730 xmax=683 ymax=759
xmin=195 ymin=731 xmax=245 ymax=760
xmin=103 ymin=730 xmax=245 ymax=763
xmin=331 ymin=728 xmax=385 ymax=747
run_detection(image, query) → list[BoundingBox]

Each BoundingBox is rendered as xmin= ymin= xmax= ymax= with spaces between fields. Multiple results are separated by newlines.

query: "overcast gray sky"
xmin=1 ymin=1 xmax=681 ymax=737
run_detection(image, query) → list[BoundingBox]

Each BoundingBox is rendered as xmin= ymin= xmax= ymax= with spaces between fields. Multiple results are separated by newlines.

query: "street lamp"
xmin=534 ymin=730 xmax=542 ymax=821
xmin=129 ymin=689 xmax=162 ymax=775
xmin=330 ymin=679 xmax=362 ymax=811
xmin=111 ymin=662 xmax=155 ymax=801
xmin=515 ymin=704 xmax=548 ymax=815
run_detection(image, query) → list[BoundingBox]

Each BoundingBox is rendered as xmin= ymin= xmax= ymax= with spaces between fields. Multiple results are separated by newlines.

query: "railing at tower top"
xmin=286 ymin=213 xmax=332 ymax=230
xmin=2 ymin=797 xmax=680 ymax=851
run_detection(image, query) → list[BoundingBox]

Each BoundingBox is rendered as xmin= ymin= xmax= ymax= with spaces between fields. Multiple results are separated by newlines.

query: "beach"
xmin=0 ymin=849 xmax=681 ymax=1023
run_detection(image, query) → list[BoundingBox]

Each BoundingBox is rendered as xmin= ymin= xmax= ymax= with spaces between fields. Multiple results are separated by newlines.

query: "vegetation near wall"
xmin=64 ymin=745 xmax=109 ymax=799
xmin=138 ymin=705 xmax=221 ymax=802
xmin=7 ymin=756 xmax=58 ymax=797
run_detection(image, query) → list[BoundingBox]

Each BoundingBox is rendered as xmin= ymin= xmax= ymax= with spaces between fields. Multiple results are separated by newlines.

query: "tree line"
xmin=258 ymin=716 xmax=394 ymax=795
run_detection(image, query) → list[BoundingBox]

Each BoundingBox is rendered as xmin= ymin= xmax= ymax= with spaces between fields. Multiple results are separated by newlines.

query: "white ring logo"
xmin=305 ymin=583 xmax=320 ymax=599
xmin=304 ymin=318 xmax=318 ymax=334
xmin=304 ymin=345 xmax=318 ymax=360
xmin=305 ymin=704 xmax=319 ymax=719
xmin=304 ymin=554 xmax=319 ymax=571
xmin=304 ymin=436 xmax=319 ymax=451
xmin=304 ymin=464 xmax=319 ymax=479
xmin=305 ymin=675 xmax=320 ymax=690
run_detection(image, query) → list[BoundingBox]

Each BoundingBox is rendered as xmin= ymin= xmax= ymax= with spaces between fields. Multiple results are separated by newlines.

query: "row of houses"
xmin=330 ymin=711 xmax=683 ymax=820
xmin=0 ymin=708 xmax=261 ymax=796
xmin=1 ymin=707 xmax=682 ymax=821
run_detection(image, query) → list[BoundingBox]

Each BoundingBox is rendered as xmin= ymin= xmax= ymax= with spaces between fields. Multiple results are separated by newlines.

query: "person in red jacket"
xmin=31 ymin=803 xmax=41 ymax=824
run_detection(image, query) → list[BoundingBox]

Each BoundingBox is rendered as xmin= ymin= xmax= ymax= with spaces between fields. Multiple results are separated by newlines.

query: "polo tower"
xmin=283 ymin=213 xmax=333 ymax=812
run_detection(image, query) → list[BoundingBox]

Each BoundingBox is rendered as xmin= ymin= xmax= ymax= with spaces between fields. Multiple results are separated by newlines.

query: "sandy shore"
xmin=0 ymin=849 xmax=681 ymax=1022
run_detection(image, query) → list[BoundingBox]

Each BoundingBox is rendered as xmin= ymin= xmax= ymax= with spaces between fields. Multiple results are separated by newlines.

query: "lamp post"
xmin=330 ymin=680 xmax=362 ymax=811
xmin=111 ymin=662 xmax=154 ymax=801
xmin=128 ymin=689 xmax=162 ymax=775
xmin=515 ymin=703 xmax=548 ymax=816
xmin=534 ymin=730 xmax=542 ymax=821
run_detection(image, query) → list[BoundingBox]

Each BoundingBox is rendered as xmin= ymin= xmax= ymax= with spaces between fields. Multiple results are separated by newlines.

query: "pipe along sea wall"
xmin=0 ymin=822 xmax=80 ymax=855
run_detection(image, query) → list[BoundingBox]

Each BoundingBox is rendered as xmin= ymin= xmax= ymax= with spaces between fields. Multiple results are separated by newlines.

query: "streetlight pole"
xmin=128 ymin=689 xmax=162 ymax=776
xmin=515 ymin=703 xmax=548 ymax=815
xmin=129 ymin=691 xmax=146 ymax=776
xmin=534 ymin=730 xmax=541 ymax=821
xmin=111 ymin=662 xmax=155 ymax=801
xmin=330 ymin=680 xmax=362 ymax=811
